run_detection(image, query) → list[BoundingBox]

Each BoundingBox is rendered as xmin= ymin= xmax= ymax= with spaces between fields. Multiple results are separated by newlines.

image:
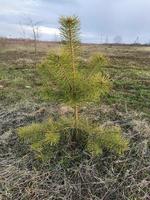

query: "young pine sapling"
xmin=18 ymin=16 xmax=128 ymax=161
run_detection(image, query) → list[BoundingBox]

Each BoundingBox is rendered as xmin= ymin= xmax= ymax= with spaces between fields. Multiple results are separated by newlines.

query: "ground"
xmin=0 ymin=39 xmax=149 ymax=199
xmin=0 ymin=40 xmax=150 ymax=117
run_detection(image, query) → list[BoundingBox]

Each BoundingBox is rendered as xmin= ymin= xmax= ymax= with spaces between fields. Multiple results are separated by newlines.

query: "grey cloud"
xmin=38 ymin=0 xmax=78 ymax=5
xmin=0 ymin=0 xmax=150 ymax=43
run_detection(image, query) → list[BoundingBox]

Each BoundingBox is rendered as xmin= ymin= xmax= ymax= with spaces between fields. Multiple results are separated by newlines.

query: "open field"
xmin=0 ymin=40 xmax=150 ymax=199
xmin=0 ymin=40 xmax=150 ymax=118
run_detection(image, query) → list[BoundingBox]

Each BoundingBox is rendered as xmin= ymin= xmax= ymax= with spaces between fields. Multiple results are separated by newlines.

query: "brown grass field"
xmin=0 ymin=39 xmax=150 ymax=200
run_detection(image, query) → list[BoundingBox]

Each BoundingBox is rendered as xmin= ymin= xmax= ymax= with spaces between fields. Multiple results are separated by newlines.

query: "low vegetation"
xmin=18 ymin=16 xmax=128 ymax=161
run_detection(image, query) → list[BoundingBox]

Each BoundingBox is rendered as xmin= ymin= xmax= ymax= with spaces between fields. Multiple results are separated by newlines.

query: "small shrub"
xmin=18 ymin=118 xmax=128 ymax=161
xmin=18 ymin=119 xmax=60 ymax=160
xmin=18 ymin=16 xmax=128 ymax=162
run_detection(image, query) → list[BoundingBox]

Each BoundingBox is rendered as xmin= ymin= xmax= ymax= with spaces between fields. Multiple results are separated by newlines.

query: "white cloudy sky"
xmin=0 ymin=0 xmax=150 ymax=43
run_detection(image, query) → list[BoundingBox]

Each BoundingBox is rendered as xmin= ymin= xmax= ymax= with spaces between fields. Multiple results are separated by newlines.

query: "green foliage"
xmin=38 ymin=16 xmax=110 ymax=106
xmin=87 ymin=126 xmax=128 ymax=156
xmin=38 ymin=53 xmax=110 ymax=105
xmin=18 ymin=119 xmax=60 ymax=160
xmin=88 ymin=53 xmax=108 ymax=73
xmin=59 ymin=16 xmax=80 ymax=58
xmin=18 ymin=16 xmax=128 ymax=162
xmin=18 ymin=118 xmax=128 ymax=160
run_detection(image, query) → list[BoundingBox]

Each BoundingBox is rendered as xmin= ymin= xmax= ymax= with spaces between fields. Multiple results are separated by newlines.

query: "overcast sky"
xmin=0 ymin=0 xmax=150 ymax=43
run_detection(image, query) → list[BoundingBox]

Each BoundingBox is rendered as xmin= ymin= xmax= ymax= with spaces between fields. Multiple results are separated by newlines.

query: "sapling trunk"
xmin=74 ymin=105 xmax=79 ymax=127
xmin=67 ymin=20 xmax=79 ymax=129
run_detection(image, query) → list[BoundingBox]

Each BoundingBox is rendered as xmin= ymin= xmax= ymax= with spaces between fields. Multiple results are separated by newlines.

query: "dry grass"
xmin=0 ymin=103 xmax=149 ymax=200
xmin=0 ymin=40 xmax=150 ymax=199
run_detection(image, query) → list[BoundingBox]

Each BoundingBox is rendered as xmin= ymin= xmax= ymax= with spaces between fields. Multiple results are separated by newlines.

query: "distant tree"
xmin=19 ymin=22 xmax=27 ymax=40
xmin=114 ymin=35 xmax=122 ymax=44
xmin=18 ymin=16 xmax=128 ymax=161
xmin=0 ymin=37 xmax=7 ymax=48
xmin=134 ymin=36 xmax=140 ymax=44
xmin=99 ymin=33 xmax=103 ymax=44
xmin=105 ymin=36 xmax=109 ymax=44
xmin=28 ymin=19 xmax=40 ymax=57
